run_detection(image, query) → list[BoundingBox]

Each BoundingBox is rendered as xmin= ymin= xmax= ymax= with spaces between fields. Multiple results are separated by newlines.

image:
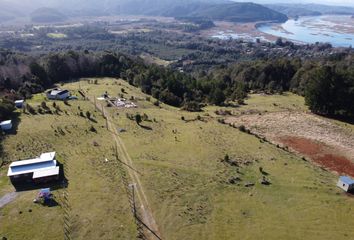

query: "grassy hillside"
xmin=1 ymin=78 xmax=353 ymax=239
xmin=66 ymin=78 xmax=353 ymax=239
xmin=0 ymin=90 xmax=136 ymax=239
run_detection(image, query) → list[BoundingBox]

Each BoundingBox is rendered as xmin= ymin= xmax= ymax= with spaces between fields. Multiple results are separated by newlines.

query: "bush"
xmin=153 ymin=101 xmax=160 ymax=107
xmin=135 ymin=114 xmax=142 ymax=125
xmin=182 ymin=101 xmax=202 ymax=112
xmin=238 ymin=125 xmax=246 ymax=132
xmin=26 ymin=104 xmax=36 ymax=115
xmin=86 ymin=111 xmax=91 ymax=119
xmin=89 ymin=126 xmax=97 ymax=133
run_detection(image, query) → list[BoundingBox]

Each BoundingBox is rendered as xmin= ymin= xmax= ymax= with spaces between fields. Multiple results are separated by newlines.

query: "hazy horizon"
xmin=1 ymin=0 xmax=354 ymax=8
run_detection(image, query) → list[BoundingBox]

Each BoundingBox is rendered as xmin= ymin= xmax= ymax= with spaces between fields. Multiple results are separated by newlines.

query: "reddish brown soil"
xmin=280 ymin=136 xmax=354 ymax=177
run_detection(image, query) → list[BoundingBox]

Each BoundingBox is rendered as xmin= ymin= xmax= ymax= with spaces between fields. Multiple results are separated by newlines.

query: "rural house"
xmin=15 ymin=100 xmax=25 ymax=108
xmin=7 ymin=152 xmax=60 ymax=185
xmin=0 ymin=120 xmax=12 ymax=131
xmin=337 ymin=176 xmax=354 ymax=192
xmin=46 ymin=89 xmax=70 ymax=100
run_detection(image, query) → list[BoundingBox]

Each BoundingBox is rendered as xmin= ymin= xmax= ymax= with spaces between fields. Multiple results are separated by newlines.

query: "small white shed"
xmin=0 ymin=120 xmax=12 ymax=131
xmin=337 ymin=176 xmax=354 ymax=192
xmin=15 ymin=100 xmax=25 ymax=108
xmin=47 ymin=89 xmax=70 ymax=100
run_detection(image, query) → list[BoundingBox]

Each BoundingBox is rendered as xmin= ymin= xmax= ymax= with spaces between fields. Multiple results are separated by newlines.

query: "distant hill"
xmin=0 ymin=1 xmax=25 ymax=23
xmin=30 ymin=8 xmax=67 ymax=23
xmin=115 ymin=1 xmax=287 ymax=23
xmin=266 ymin=3 xmax=354 ymax=17
xmin=0 ymin=0 xmax=287 ymax=24
xmin=177 ymin=2 xmax=288 ymax=23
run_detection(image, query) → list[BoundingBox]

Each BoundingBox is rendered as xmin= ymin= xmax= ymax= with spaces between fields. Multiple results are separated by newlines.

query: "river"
xmin=257 ymin=15 xmax=354 ymax=47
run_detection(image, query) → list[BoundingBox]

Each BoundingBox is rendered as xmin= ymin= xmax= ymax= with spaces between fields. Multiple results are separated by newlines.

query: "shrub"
xmin=86 ymin=111 xmax=91 ymax=119
xmin=135 ymin=114 xmax=142 ymax=125
xmin=238 ymin=125 xmax=246 ymax=132
xmin=153 ymin=101 xmax=160 ymax=107
xmin=89 ymin=126 xmax=97 ymax=133
xmin=41 ymin=101 xmax=49 ymax=110
xmin=26 ymin=104 xmax=36 ymax=114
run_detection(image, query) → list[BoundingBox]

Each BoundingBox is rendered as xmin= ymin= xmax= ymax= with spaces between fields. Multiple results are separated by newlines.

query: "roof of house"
xmin=49 ymin=89 xmax=69 ymax=96
xmin=15 ymin=100 xmax=24 ymax=104
xmin=7 ymin=152 xmax=58 ymax=178
xmin=0 ymin=120 xmax=12 ymax=125
xmin=339 ymin=176 xmax=354 ymax=185
xmin=9 ymin=152 xmax=56 ymax=167
xmin=7 ymin=160 xmax=57 ymax=177
xmin=40 ymin=152 xmax=56 ymax=161
xmin=33 ymin=166 xmax=59 ymax=179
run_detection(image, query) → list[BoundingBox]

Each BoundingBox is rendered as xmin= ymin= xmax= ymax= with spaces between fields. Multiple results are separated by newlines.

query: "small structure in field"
xmin=111 ymin=98 xmax=137 ymax=108
xmin=15 ymin=100 xmax=25 ymax=108
xmin=0 ymin=120 xmax=12 ymax=131
xmin=34 ymin=188 xmax=53 ymax=205
xmin=337 ymin=176 xmax=354 ymax=192
xmin=47 ymin=89 xmax=70 ymax=100
xmin=7 ymin=152 xmax=60 ymax=185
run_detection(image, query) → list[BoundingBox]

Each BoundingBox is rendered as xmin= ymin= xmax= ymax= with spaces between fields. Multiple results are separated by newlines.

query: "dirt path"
xmin=0 ymin=192 xmax=18 ymax=208
xmin=89 ymin=96 xmax=162 ymax=240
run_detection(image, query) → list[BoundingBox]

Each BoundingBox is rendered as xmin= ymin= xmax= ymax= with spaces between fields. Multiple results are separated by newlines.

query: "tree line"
xmin=0 ymin=49 xmax=354 ymax=117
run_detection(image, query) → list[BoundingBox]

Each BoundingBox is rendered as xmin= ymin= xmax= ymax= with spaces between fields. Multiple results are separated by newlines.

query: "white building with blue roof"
xmin=337 ymin=176 xmax=354 ymax=192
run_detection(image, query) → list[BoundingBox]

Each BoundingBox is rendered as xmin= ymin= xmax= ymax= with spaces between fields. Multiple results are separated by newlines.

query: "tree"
xmin=86 ymin=111 xmax=91 ymax=119
xmin=305 ymin=66 xmax=336 ymax=115
xmin=135 ymin=114 xmax=142 ymax=125
xmin=210 ymin=88 xmax=225 ymax=105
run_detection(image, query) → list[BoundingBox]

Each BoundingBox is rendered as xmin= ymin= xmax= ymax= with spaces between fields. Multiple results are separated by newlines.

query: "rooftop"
xmin=7 ymin=152 xmax=58 ymax=178
xmin=9 ymin=152 xmax=56 ymax=167
xmin=15 ymin=100 xmax=24 ymax=103
xmin=340 ymin=176 xmax=354 ymax=185
xmin=33 ymin=167 xmax=59 ymax=179
xmin=8 ymin=160 xmax=57 ymax=177
xmin=50 ymin=89 xmax=69 ymax=95
xmin=0 ymin=120 xmax=12 ymax=125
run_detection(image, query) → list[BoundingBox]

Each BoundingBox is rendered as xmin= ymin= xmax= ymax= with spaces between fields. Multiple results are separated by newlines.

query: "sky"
xmin=233 ymin=0 xmax=354 ymax=7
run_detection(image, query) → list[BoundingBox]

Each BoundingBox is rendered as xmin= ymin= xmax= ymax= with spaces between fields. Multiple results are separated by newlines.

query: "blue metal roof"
xmin=339 ymin=176 xmax=354 ymax=185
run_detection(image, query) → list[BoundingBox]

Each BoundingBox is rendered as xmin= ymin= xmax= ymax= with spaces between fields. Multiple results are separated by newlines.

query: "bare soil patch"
xmin=280 ymin=137 xmax=354 ymax=177
xmin=226 ymin=111 xmax=354 ymax=176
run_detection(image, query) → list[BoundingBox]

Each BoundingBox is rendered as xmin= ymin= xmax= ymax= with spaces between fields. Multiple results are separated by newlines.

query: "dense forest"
xmin=0 ymin=49 xmax=353 ymax=118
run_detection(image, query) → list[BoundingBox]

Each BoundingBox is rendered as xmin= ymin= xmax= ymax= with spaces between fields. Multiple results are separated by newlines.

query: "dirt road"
xmin=89 ymin=96 xmax=162 ymax=240
xmin=0 ymin=192 xmax=18 ymax=208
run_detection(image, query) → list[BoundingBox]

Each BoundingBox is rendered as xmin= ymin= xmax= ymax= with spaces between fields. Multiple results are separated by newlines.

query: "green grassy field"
xmin=1 ymin=78 xmax=353 ymax=240
xmin=67 ymin=78 xmax=354 ymax=240
xmin=0 ymin=93 xmax=136 ymax=239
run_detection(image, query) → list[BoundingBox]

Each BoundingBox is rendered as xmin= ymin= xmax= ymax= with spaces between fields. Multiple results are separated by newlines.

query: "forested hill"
xmin=1 ymin=50 xmax=354 ymax=118
xmin=0 ymin=0 xmax=287 ymax=23
xmin=266 ymin=3 xmax=354 ymax=17
xmin=118 ymin=1 xmax=288 ymax=23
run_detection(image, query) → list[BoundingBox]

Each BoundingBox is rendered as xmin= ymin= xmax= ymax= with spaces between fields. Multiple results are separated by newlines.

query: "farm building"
xmin=47 ymin=89 xmax=70 ymax=100
xmin=15 ymin=100 xmax=25 ymax=108
xmin=0 ymin=120 xmax=12 ymax=131
xmin=337 ymin=176 xmax=354 ymax=192
xmin=7 ymin=152 xmax=60 ymax=185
